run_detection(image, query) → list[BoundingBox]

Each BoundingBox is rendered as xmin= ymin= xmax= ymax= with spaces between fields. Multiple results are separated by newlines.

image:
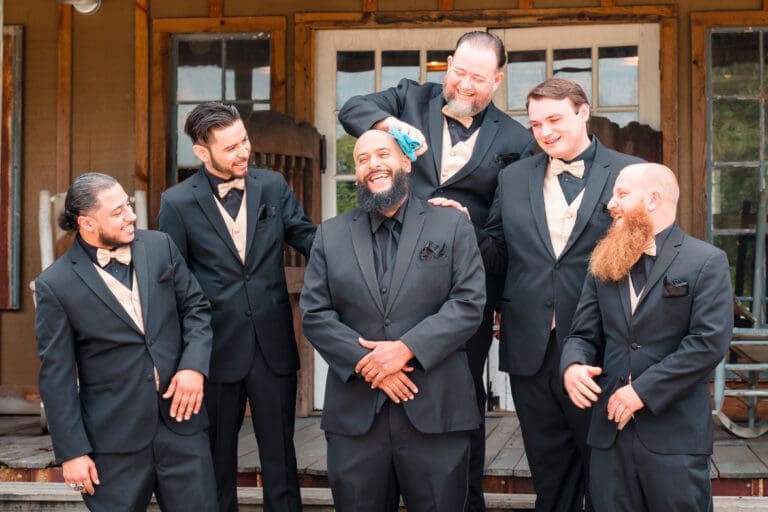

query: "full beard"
xmin=443 ymin=88 xmax=484 ymax=118
xmin=356 ymin=169 xmax=409 ymax=213
xmin=589 ymin=204 xmax=654 ymax=283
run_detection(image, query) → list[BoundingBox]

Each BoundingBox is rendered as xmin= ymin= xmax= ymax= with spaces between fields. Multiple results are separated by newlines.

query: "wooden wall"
xmin=2 ymin=0 xmax=766 ymax=387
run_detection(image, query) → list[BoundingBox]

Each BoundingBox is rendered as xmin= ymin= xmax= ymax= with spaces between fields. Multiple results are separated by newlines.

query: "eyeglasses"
xmin=449 ymin=65 xmax=497 ymax=87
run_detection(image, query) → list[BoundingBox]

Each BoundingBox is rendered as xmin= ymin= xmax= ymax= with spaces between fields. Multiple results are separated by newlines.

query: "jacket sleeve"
xmin=476 ymin=172 xmax=508 ymax=277
xmin=157 ymin=194 xmax=189 ymax=262
xmin=278 ymin=174 xmax=317 ymax=258
xmin=34 ymin=278 xmax=93 ymax=464
xmin=338 ymin=78 xmax=416 ymax=136
xmin=300 ymin=224 xmax=368 ymax=383
xmin=560 ymin=273 xmax=605 ymax=376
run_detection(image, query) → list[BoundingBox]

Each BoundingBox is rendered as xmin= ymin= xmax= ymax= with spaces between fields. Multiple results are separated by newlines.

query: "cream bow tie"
xmin=96 ymin=246 xmax=131 ymax=267
xmin=550 ymin=159 xmax=585 ymax=179
xmin=217 ymin=178 xmax=245 ymax=198
xmin=644 ymin=240 xmax=657 ymax=257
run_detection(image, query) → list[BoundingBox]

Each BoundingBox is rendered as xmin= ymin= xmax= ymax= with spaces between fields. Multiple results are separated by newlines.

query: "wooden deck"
xmin=2 ymin=413 xmax=768 ymax=497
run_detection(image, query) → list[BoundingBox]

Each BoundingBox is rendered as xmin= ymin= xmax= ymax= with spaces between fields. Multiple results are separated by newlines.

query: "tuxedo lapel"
xmin=618 ymin=279 xmax=632 ymax=326
xmin=131 ymin=237 xmax=151 ymax=333
xmin=189 ymin=170 xmax=242 ymax=263
xmin=528 ymin=155 xmax=556 ymax=260
xmin=442 ymin=105 xmax=501 ymax=187
xmin=636 ymin=226 xmax=683 ymax=308
xmin=68 ymin=242 xmax=143 ymax=334
xmin=562 ymin=142 xmax=612 ymax=258
xmin=350 ymin=210 xmax=385 ymax=315
xmin=386 ymin=197 xmax=425 ymax=313
xmin=244 ymin=172 xmax=263 ymax=260
xmin=428 ymin=95 xmax=445 ymax=183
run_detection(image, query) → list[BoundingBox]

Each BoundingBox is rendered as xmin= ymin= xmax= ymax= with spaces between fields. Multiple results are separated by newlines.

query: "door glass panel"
xmin=711 ymin=32 xmax=760 ymax=96
xmin=176 ymin=40 xmax=222 ymax=102
xmin=382 ymin=50 xmax=419 ymax=89
xmin=426 ymin=50 xmax=451 ymax=83
xmin=506 ymin=50 xmax=546 ymax=111
xmin=553 ymin=48 xmax=592 ymax=101
xmin=336 ymin=182 xmax=357 ymax=215
xmin=336 ymin=121 xmax=355 ymax=176
xmin=712 ymin=98 xmax=761 ymax=162
xmin=598 ymin=45 xmax=638 ymax=106
xmin=711 ymin=166 xmax=760 ymax=230
xmin=336 ymin=51 xmax=375 ymax=109
xmin=715 ymin=234 xmax=756 ymax=301
xmin=225 ymin=37 xmax=271 ymax=103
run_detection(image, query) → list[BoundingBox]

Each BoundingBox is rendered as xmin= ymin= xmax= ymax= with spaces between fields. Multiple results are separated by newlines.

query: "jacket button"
xmin=244 ymin=274 xmax=251 ymax=281
xmin=147 ymin=374 xmax=154 ymax=381
xmin=384 ymin=319 xmax=391 ymax=326
xmin=630 ymin=342 xmax=640 ymax=350
xmin=380 ymin=287 xmax=387 ymax=294
xmin=245 ymin=310 xmax=252 ymax=317
xmin=545 ymin=300 xmax=553 ymax=308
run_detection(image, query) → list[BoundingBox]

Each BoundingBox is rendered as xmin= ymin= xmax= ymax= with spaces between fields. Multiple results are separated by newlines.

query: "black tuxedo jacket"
xmin=158 ymin=167 xmax=316 ymax=380
xmin=300 ymin=197 xmax=485 ymax=436
xmin=481 ymin=140 xmax=643 ymax=376
xmin=34 ymin=230 xmax=212 ymax=464
xmin=339 ymin=78 xmax=535 ymax=303
xmin=561 ymin=226 xmax=733 ymax=454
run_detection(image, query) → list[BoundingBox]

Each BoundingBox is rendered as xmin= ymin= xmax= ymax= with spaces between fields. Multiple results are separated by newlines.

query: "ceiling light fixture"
xmin=58 ymin=0 xmax=102 ymax=16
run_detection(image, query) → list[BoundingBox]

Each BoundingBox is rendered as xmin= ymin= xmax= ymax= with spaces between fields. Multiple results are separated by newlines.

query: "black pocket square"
xmin=158 ymin=263 xmax=177 ymax=283
xmin=494 ymin=152 xmax=521 ymax=167
xmin=419 ymin=240 xmax=446 ymax=261
xmin=258 ymin=205 xmax=276 ymax=221
xmin=663 ymin=276 xmax=689 ymax=297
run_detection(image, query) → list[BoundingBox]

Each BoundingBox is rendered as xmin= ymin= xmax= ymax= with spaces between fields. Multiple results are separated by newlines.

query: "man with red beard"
xmin=301 ymin=130 xmax=485 ymax=511
xmin=561 ymin=163 xmax=733 ymax=511
xmin=339 ymin=32 xmax=534 ymax=510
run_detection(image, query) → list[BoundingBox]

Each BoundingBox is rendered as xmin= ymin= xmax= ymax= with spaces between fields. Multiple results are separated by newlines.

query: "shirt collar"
xmin=369 ymin=197 xmax=408 ymax=234
xmin=562 ymin=136 xmax=597 ymax=165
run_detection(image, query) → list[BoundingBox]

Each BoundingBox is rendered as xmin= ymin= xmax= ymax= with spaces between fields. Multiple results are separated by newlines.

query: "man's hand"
xmin=428 ymin=197 xmax=471 ymax=220
xmin=373 ymin=116 xmax=428 ymax=156
xmin=563 ymin=363 xmax=603 ymax=409
xmin=607 ymin=383 xmax=644 ymax=430
xmin=163 ymin=369 xmax=205 ymax=422
xmin=355 ymin=338 xmax=414 ymax=387
xmin=62 ymin=455 xmax=99 ymax=495
xmin=376 ymin=369 xmax=419 ymax=403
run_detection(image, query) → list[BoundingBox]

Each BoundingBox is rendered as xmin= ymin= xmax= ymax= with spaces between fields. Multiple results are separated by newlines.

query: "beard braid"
xmin=589 ymin=204 xmax=654 ymax=283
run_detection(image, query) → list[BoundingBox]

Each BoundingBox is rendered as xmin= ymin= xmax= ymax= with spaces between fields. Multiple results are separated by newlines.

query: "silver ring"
xmin=68 ymin=482 xmax=76 ymax=489
xmin=74 ymin=483 xmax=85 ymax=492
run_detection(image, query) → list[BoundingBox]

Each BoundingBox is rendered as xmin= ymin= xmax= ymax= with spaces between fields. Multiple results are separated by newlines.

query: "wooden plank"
xmin=134 ymin=0 xmax=149 ymax=194
xmin=363 ymin=0 xmax=377 ymax=12
xmin=56 ymin=4 xmax=72 ymax=194
xmin=296 ymin=430 xmax=328 ymax=474
xmin=518 ymin=0 xmax=533 ymax=8
xmin=208 ymin=0 xmax=223 ymax=18
xmin=601 ymin=0 xmax=615 ymax=6
xmin=484 ymin=414 xmax=520 ymax=471
xmin=712 ymin=441 xmax=767 ymax=478
xmin=438 ymin=0 xmax=453 ymax=10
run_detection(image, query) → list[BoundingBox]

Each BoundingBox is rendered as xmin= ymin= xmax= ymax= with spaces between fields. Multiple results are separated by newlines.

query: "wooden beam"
xmin=363 ymin=0 xmax=377 ymax=12
xmin=519 ymin=0 xmax=533 ymax=8
xmin=601 ymin=0 xmax=616 ymax=7
xmin=439 ymin=0 xmax=454 ymax=10
xmin=135 ymin=0 xmax=149 ymax=195
xmin=765 ymin=0 xmax=768 ymax=12
xmin=56 ymin=5 xmax=72 ymax=194
xmin=208 ymin=0 xmax=223 ymax=18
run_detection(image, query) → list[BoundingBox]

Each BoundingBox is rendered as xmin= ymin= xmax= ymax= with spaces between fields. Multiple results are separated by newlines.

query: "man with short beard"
xmin=561 ymin=163 xmax=733 ymax=511
xmin=301 ymin=130 xmax=485 ymax=512
xmin=339 ymin=31 xmax=534 ymax=510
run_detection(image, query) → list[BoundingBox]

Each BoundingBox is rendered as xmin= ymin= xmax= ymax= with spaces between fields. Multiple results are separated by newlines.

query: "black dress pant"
xmin=205 ymin=342 xmax=301 ymax=512
xmin=510 ymin=332 xmax=592 ymax=512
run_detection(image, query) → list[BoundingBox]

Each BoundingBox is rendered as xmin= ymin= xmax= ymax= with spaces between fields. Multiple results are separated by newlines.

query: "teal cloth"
xmin=388 ymin=127 xmax=421 ymax=162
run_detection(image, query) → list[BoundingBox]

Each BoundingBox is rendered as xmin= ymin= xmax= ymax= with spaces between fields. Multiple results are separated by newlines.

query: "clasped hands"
xmin=563 ymin=364 xmax=644 ymax=430
xmin=355 ymin=337 xmax=419 ymax=404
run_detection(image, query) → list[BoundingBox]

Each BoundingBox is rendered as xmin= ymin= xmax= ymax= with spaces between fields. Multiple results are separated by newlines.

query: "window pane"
xmin=176 ymin=39 xmax=222 ymax=102
xmin=598 ymin=111 xmax=639 ymax=128
xmin=712 ymin=99 xmax=761 ymax=162
xmin=711 ymin=32 xmax=760 ymax=97
xmin=507 ymin=50 xmax=546 ymax=111
xmin=337 ymin=51 xmax=374 ymax=109
xmin=336 ymin=122 xmax=356 ymax=176
xmin=711 ymin=166 xmax=760 ymax=229
xmin=553 ymin=48 xmax=591 ymax=102
xmin=225 ymin=36 xmax=270 ymax=102
xmin=177 ymin=103 xmax=201 ymax=168
xmin=426 ymin=50 xmax=451 ymax=84
xmin=715 ymin=234 xmax=755 ymax=300
xmin=337 ymin=181 xmax=357 ymax=215
xmin=382 ymin=51 xmax=419 ymax=90
xmin=598 ymin=46 xmax=638 ymax=106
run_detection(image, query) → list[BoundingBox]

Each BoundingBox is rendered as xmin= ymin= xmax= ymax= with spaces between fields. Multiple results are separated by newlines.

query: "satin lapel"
xmin=69 ymin=242 xmax=143 ymax=334
xmin=636 ymin=226 xmax=683 ymax=308
xmin=561 ymin=149 xmax=611 ymax=258
xmin=131 ymin=237 xmax=151 ymax=334
xmin=442 ymin=106 xmax=501 ymax=187
xmin=189 ymin=170 xmax=241 ymax=262
xmin=618 ymin=279 xmax=632 ymax=326
xmin=428 ymin=95 xmax=445 ymax=183
xmin=350 ymin=210 xmax=385 ymax=315
xmin=528 ymin=155 xmax=556 ymax=259
xmin=386 ymin=198 xmax=425 ymax=314
xmin=244 ymin=172 xmax=262 ymax=260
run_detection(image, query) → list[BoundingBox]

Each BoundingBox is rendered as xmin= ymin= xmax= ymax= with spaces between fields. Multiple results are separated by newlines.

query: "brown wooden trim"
xmin=149 ymin=29 xmax=168 ymax=226
xmin=518 ymin=0 xmax=533 ymax=8
xmin=601 ymin=0 xmax=615 ymax=7
xmin=208 ymin=0 xmax=223 ymax=18
xmin=56 ymin=5 xmax=72 ymax=194
xmin=690 ymin=10 xmax=768 ymax=239
xmin=764 ymin=0 xmax=768 ymax=11
xmin=363 ymin=0 xmax=377 ymax=12
xmin=659 ymin=18 xmax=677 ymax=173
xmin=152 ymin=16 xmax=286 ymax=33
xmin=135 ymin=0 xmax=149 ymax=194
xmin=439 ymin=0 xmax=453 ymax=10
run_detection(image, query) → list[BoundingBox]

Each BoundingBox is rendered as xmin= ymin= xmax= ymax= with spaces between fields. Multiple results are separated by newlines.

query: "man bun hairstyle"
xmin=59 ymin=172 xmax=118 ymax=231
xmin=184 ymin=102 xmax=242 ymax=145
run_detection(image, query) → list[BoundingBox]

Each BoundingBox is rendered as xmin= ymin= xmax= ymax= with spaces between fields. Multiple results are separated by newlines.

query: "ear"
xmin=578 ymin=103 xmax=591 ymax=121
xmin=491 ymin=70 xmax=504 ymax=93
xmin=646 ymin=191 xmax=661 ymax=212
xmin=192 ymin=144 xmax=210 ymax=165
xmin=77 ymin=214 xmax=96 ymax=234
xmin=401 ymin=154 xmax=412 ymax=174
xmin=446 ymin=55 xmax=453 ymax=70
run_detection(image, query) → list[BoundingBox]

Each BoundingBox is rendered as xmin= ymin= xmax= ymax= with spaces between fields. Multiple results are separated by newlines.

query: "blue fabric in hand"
xmin=388 ymin=127 xmax=421 ymax=162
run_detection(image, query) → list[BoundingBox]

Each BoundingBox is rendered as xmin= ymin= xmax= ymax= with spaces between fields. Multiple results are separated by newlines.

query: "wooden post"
xmin=518 ymin=0 xmax=533 ymax=8
xmin=208 ymin=0 xmax=223 ymax=18
xmin=135 ymin=0 xmax=149 ymax=195
xmin=439 ymin=0 xmax=453 ymax=10
xmin=56 ymin=4 xmax=72 ymax=193
xmin=363 ymin=0 xmax=377 ymax=12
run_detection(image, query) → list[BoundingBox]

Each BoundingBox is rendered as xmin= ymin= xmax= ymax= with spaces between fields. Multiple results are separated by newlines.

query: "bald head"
xmin=609 ymin=163 xmax=679 ymax=234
